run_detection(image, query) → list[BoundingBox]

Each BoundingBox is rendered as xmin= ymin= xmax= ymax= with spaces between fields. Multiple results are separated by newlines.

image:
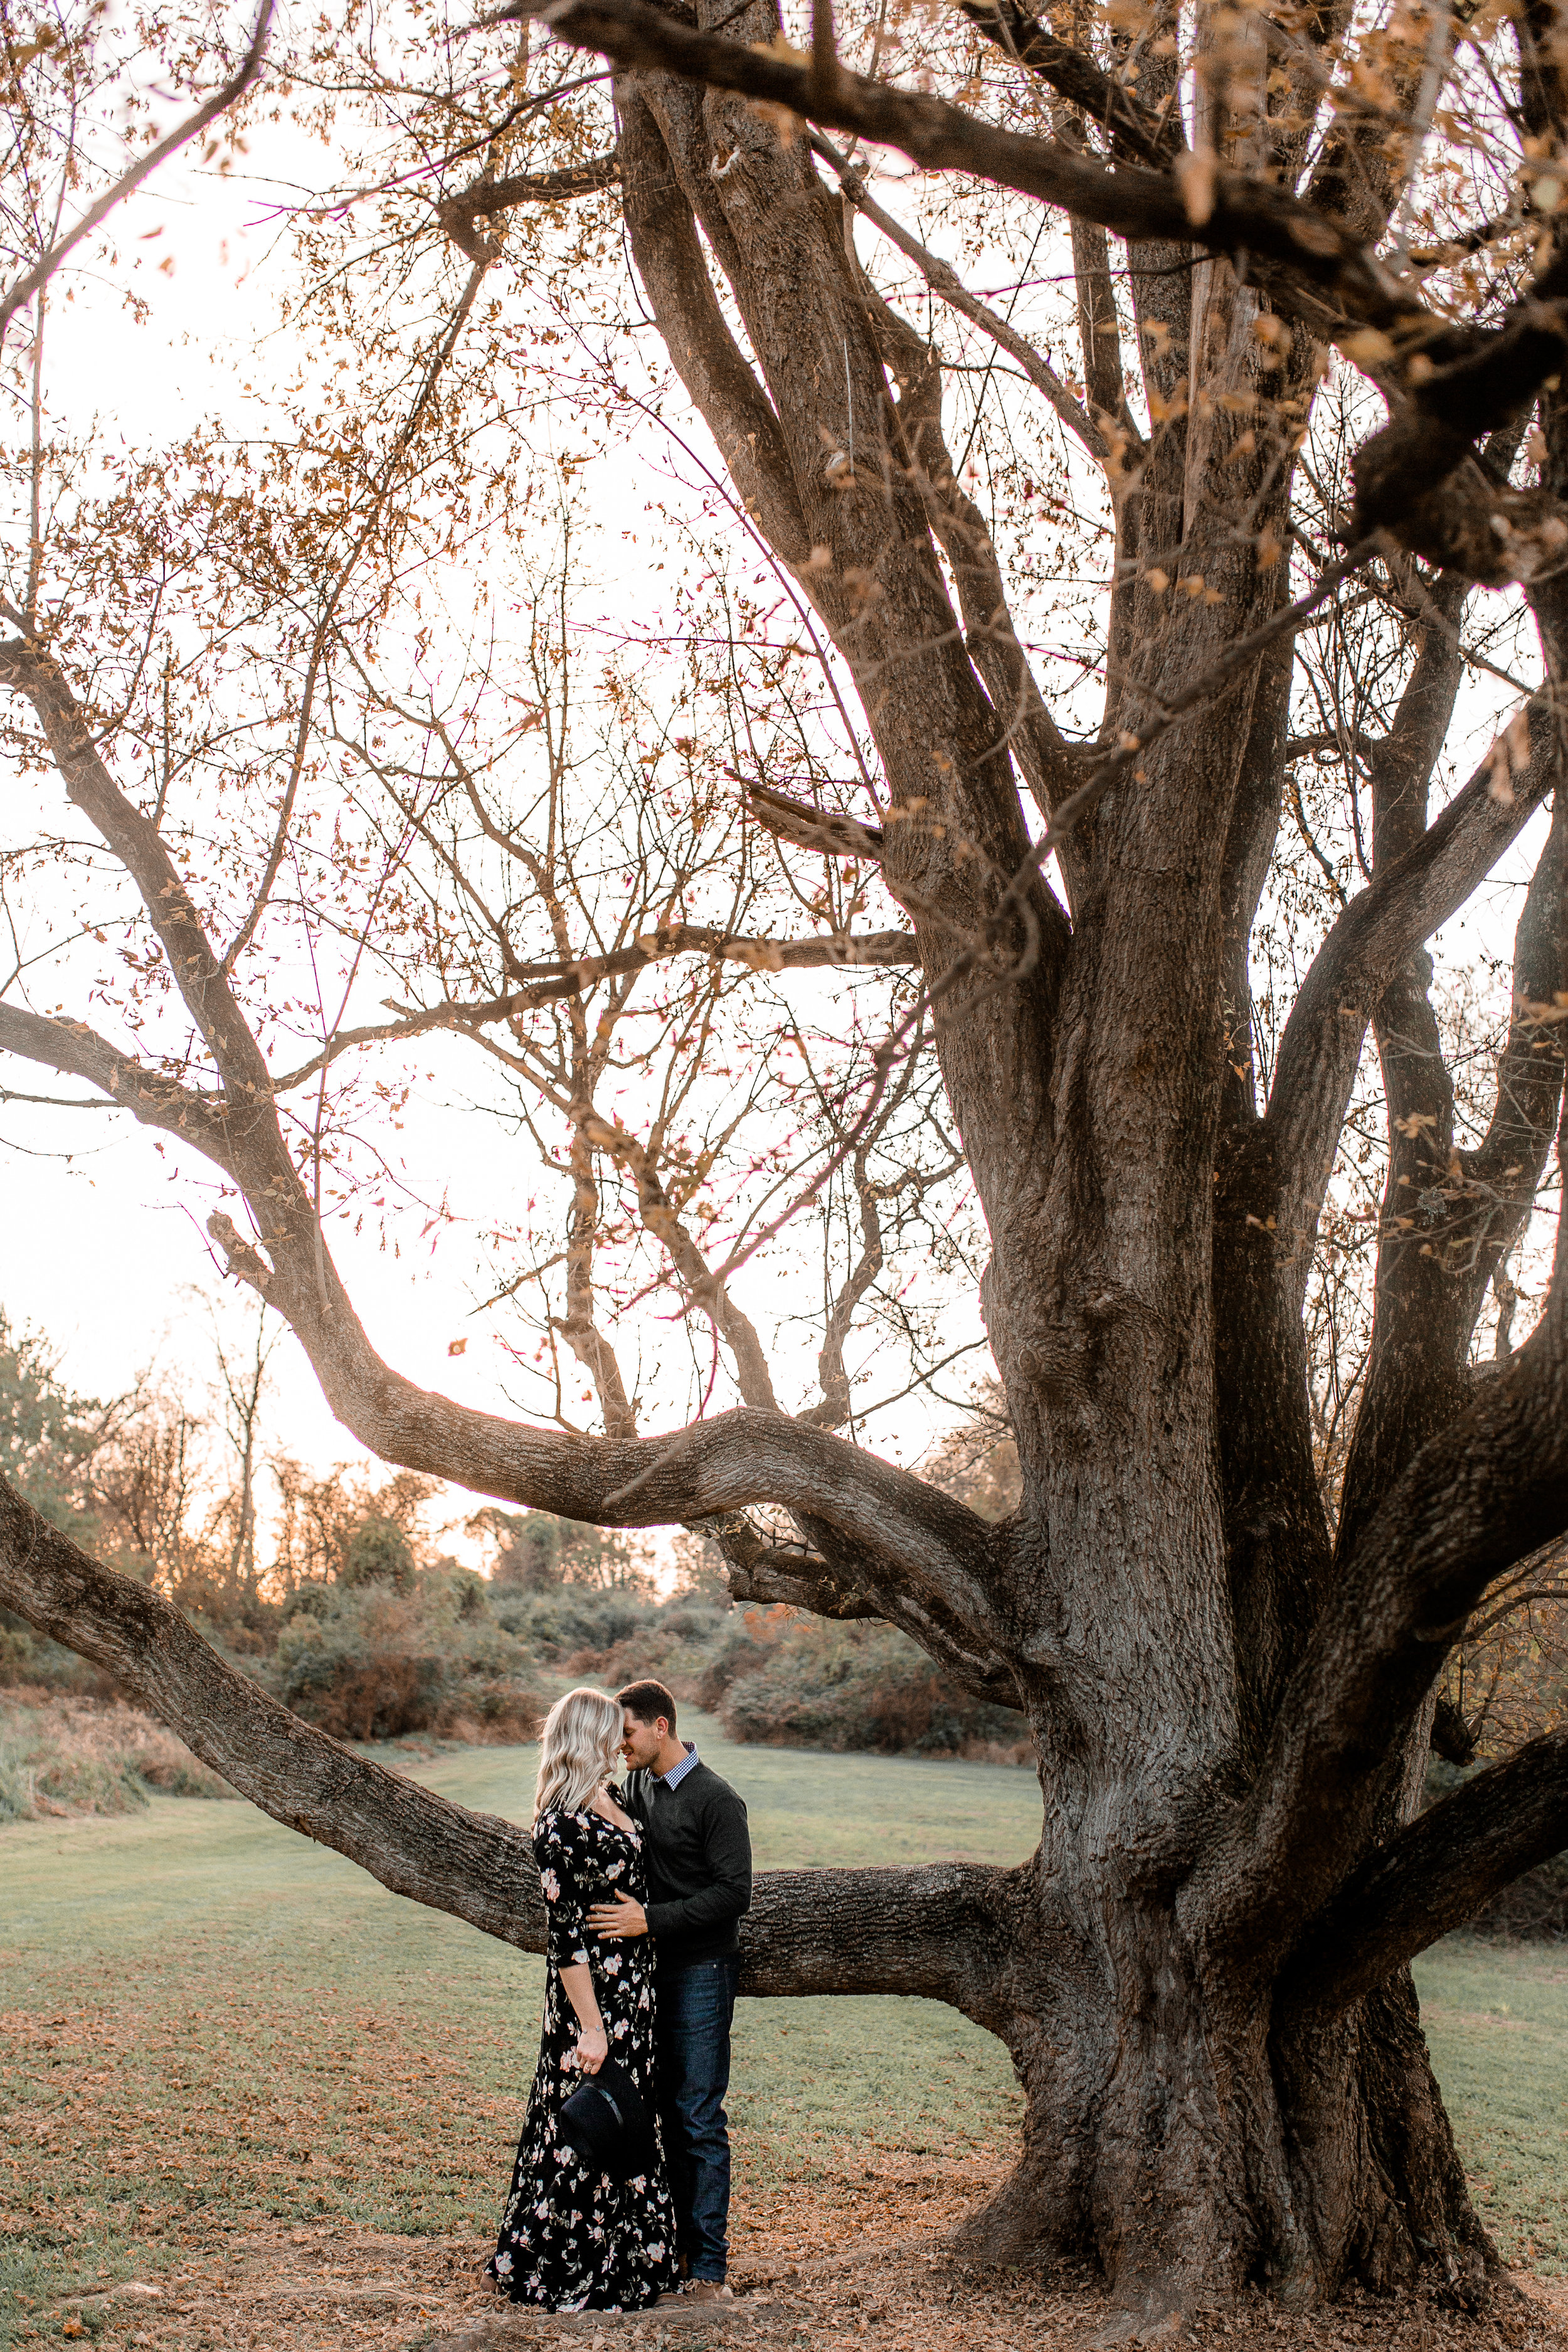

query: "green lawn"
xmin=1 ymin=1716 xmax=1563 ymax=2348
xmin=1412 ymin=1939 xmax=1568 ymax=2275
xmin=0 ymin=1715 xmax=1035 ymax=2342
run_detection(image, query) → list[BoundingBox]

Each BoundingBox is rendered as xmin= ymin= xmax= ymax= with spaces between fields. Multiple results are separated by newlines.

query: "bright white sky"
xmin=1 ymin=83 xmax=984 ymax=1529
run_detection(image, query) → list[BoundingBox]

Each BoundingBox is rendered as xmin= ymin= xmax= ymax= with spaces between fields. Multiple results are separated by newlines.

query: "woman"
xmin=486 ymin=1686 xmax=679 ymax=2312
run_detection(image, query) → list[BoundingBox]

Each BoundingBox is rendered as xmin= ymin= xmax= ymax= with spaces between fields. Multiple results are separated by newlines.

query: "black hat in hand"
xmin=558 ymin=2057 xmax=655 ymax=2184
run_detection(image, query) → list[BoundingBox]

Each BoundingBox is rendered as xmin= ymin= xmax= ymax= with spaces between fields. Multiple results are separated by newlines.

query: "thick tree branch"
xmin=1333 ymin=795 xmax=1568 ymax=1567
xmin=0 ymin=638 xmax=275 ymax=1101
xmin=955 ymin=0 xmax=1184 ymax=169
xmin=529 ymin=0 xmax=1419 ymax=340
xmin=701 ymin=1507 xmax=1026 ymax=1705
xmin=528 ymin=0 xmax=1568 ymax=578
xmin=0 ymin=1471 xmax=1018 ymax=2008
xmin=1461 ymin=795 xmax=1568 ymax=1204
xmin=1197 ymin=1208 xmax=1568 ymax=1971
xmin=1212 ymin=638 xmax=1334 ymax=1766
xmin=0 ymin=1001 xmax=240 ymax=1166
xmin=1263 ymin=707 xmax=1557 ymax=1305
xmin=852 ymin=281 xmax=1086 ymax=906
xmin=617 ymin=83 xmax=809 ymax=559
xmin=1282 ymin=1729 xmax=1568 ymax=2010
xmin=0 ymin=637 xmax=1007 ymax=1650
xmin=1367 ymin=575 xmax=1471 ymax=869
xmin=435 ymin=154 xmax=619 ymax=259
xmin=1069 ymin=203 xmax=1135 ymax=451
xmin=701 ymin=1510 xmax=882 ymax=1617
xmin=0 ymin=1467 xmax=544 ymax=1947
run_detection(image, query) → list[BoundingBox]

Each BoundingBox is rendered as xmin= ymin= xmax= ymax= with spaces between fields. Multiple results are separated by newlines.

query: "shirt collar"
xmin=657 ymin=1740 xmax=699 ymax=1791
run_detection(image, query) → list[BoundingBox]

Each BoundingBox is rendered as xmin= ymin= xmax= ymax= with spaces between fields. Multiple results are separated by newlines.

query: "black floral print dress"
xmin=487 ymin=1801 xmax=679 ymax=2312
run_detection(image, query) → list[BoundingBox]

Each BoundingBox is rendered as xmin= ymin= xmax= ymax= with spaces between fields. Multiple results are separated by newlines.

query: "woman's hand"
xmin=575 ymin=2023 xmax=609 ymax=2076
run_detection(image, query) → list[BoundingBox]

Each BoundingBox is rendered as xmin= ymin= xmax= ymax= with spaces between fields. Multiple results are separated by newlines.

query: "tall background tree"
xmin=4 ymin=0 xmax=1568 ymax=2319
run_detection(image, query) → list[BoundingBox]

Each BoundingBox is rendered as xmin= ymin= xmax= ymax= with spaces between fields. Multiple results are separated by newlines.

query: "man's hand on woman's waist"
xmin=587 ymin=1894 xmax=648 ymax=1939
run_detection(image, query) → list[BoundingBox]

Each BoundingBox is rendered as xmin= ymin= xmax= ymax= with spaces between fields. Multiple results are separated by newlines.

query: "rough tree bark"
xmin=6 ymin=0 xmax=1568 ymax=2323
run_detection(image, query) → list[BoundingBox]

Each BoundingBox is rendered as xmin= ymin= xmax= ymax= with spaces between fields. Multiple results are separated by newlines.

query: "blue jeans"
xmin=655 ymin=1957 xmax=739 ymax=2282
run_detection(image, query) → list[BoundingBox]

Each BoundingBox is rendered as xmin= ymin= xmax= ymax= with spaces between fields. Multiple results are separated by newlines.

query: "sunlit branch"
xmin=0 ymin=0 xmax=275 ymax=351
xmin=435 ymin=152 xmax=619 ymax=260
xmin=812 ymin=132 xmax=1125 ymax=472
xmin=268 ymin=923 xmax=918 ymax=1092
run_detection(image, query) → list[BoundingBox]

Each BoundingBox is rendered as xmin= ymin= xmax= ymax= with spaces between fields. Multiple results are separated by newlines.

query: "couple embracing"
xmin=485 ymin=1679 xmax=752 ymax=2314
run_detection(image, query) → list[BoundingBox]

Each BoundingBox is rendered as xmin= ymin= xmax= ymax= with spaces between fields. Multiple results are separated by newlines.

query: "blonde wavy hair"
xmin=534 ymin=1685 xmax=623 ymax=1820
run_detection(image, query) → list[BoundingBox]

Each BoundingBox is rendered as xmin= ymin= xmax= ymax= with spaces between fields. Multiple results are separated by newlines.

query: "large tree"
xmin=4 ymin=0 xmax=1568 ymax=2321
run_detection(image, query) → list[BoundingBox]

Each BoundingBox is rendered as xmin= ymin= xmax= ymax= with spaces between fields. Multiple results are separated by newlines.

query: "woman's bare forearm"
xmin=559 ymin=1961 xmax=604 ymax=2036
xmin=559 ymin=1960 xmax=610 ymax=2072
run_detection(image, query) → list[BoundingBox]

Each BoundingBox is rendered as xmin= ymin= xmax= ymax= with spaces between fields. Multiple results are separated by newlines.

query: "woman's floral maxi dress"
xmin=486 ymin=1803 xmax=679 ymax=2312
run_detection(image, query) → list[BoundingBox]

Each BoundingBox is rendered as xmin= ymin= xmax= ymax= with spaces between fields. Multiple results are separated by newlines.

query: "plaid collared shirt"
xmin=656 ymin=1740 xmax=700 ymax=1793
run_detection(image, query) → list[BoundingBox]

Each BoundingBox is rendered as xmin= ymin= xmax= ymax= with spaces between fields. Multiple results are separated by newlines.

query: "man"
xmin=585 ymin=1678 xmax=751 ymax=2303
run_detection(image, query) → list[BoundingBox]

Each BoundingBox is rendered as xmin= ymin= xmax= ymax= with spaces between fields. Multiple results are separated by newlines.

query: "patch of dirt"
xmin=16 ymin=2162 xmax=1567 ymax=2352
xmin=1522 ymin=2276 xmax=1568 ymax=2328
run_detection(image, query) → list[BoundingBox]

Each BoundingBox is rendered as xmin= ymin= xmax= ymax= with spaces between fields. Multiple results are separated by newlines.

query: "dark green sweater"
xmin=623 ymin=1757 xmax=751 ymax=1967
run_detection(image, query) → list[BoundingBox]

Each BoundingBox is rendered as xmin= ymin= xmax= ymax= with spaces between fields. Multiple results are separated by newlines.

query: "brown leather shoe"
xmin=682 ymin=2282 xmax=734 ymax=2303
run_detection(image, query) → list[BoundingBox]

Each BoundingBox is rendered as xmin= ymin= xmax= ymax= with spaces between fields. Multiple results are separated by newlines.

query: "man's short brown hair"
xmin=617 ymin=1678 xmax=677 ymax=1735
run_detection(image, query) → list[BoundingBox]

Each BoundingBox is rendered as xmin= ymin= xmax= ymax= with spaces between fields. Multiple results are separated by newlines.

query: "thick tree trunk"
xmin=945 ymin=1880 xmax=1494 ymax=2317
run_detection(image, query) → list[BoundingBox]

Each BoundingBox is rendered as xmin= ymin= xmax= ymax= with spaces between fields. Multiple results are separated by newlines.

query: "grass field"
xmin=1 ymin=1714 xmax=1564 ymax=2348
xmin=1412 ymin=1939 xmax=1568 ymax=2277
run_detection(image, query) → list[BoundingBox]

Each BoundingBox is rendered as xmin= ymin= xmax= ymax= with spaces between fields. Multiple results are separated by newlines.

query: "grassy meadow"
xmin=1 ymin=1712 xmax=1564 ymax=2346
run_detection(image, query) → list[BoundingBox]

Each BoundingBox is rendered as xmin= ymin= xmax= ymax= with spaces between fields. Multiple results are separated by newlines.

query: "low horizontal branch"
xmin=739 ymin=1861 xmax=1020 ymax=2008
xmin=0 ymin=1472 xmax=1019 ymax=2010
xmin=0 ymin=1471 xmax=545 ymax=1949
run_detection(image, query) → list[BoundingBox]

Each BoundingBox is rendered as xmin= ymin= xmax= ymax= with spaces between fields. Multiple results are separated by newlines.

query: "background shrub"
xmin=0 ymin=1691 xmax=233 ymax=1821
xmin=713 ymin=1615 xmax=1030 ymax=1759
xmin=492 ymin=1584 xmax=662 ymax=1665
xmin=272 ymin=1571 xmax=542 ymax=1743
xmin=571 ymin=1597 xmax=1030 ymax=1763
